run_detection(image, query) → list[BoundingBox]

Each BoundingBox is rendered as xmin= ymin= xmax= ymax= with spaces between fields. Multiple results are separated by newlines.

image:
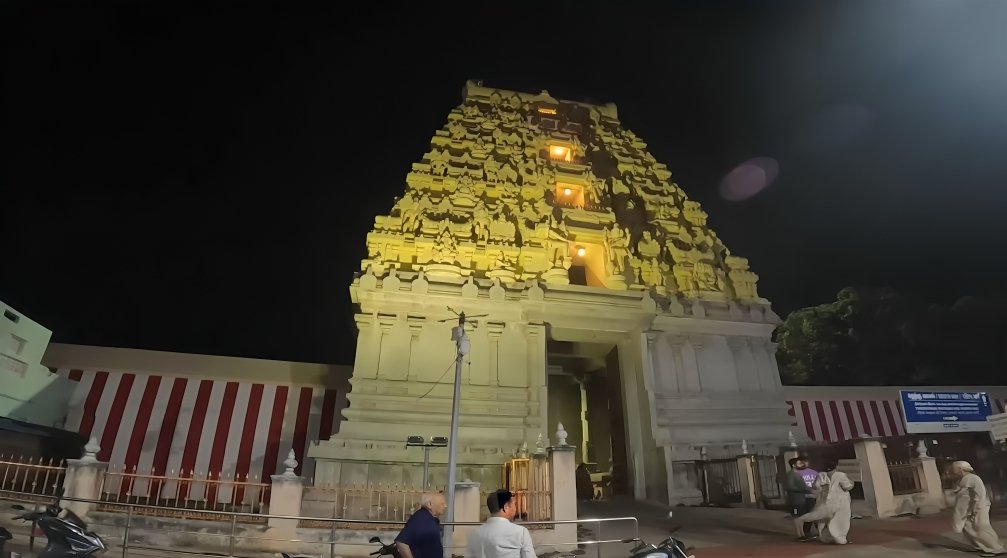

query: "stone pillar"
xmin=913 ymin=442 xmax=945 ymax=514
xmin=854 ymin=438 xmax=896 ymax=518
xmin=549 ymin=426 xmax=577 ymax=551
xmin=267 ymin=451 xmax=304 ymax=536
xmin=450 ymin=481 xmax=481 ymax=553
xmin=62 ymin=438 xmax=108 ymax=519
xmin=783 ymin=433 xmax=801 ymax=470
xmin=735 ymin=453 xmax=758 ymax=506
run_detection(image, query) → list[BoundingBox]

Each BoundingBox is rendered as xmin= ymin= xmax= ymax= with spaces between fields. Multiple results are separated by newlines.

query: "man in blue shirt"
xmin=396 ymin=493 xmax=447 ymax=558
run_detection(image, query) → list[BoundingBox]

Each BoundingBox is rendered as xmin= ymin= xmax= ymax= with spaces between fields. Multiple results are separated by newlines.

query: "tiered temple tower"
xmin=310 ymin=82 xmax=793 ymax=504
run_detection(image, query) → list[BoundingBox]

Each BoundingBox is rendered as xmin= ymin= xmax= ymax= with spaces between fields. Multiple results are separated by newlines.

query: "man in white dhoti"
xmin=950 ymin=460 xmax=1005 ymax=557
xmin=794 ymin=461 xmax=853 ymax=545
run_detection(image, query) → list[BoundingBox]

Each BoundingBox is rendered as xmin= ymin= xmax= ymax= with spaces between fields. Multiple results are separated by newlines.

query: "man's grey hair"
xmin=420 ymin=493 xmax=435 ymax=508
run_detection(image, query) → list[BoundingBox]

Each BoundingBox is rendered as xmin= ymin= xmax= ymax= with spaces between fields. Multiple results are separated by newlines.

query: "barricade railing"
xmin=0 ymin=491 xmax=638 ymax=558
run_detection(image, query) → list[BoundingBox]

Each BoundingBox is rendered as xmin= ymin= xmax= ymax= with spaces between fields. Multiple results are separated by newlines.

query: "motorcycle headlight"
xmin=644 ymin=554 xmax=666 ymax=558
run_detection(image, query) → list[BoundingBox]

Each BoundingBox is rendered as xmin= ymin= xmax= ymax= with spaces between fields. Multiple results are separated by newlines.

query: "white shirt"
xmin=465 ymin=517 xmax=535 ymax=558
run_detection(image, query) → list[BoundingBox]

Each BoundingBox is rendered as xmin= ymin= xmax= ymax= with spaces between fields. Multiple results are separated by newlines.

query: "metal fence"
xmin=0 ymin=491 xmax=638 ymax=558
xmin=699 ymin=459 xmax=742 ymax=504
xmin=0 ymin=456 xmax=66 ymax=502
xmin=888 ymin=462 xmax=923 ymax=496
xmin=99 ymin=466 xmax=270 ymax=522
xmin=752 ymin=455 xmax=781 ymax=502
xmin=303 ymin=483 xmax=438 ymax=524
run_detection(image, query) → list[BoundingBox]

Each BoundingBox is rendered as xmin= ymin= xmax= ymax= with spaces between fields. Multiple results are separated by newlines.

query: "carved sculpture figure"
xmin=432 ymin=231 xmax=458 ymax=264
xmin=603 ymin=223 xmax=630 ymax=275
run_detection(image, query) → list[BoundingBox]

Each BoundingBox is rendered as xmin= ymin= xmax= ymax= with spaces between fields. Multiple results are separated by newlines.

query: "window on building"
xmin=539 ymin=118 xmax=558 ymax=131
xmin=568 ymin=265 xmax=587 ymax=286
xmin=555 ymin=183 xmax=585 ymax=207
xmin=548 ymin=144 xmax=572 ymax=162
xmin=3 ymin=309 xmax=19 ymax=323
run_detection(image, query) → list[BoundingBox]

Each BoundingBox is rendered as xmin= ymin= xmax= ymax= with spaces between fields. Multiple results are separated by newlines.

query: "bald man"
xmin=396 ymin=493 xmax=447 ymax=558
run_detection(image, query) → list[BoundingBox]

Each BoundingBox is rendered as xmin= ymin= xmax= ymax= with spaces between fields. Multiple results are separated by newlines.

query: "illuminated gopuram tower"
xmin=310 ymin=82 xmax=793 ymax=504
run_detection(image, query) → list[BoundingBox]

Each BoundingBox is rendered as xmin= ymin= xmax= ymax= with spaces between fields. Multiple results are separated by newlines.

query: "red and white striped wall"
xmin=785 ymin=393 xmax=1007 ymax=443
xmin=60 ymin=369 xmax=345 ymax=483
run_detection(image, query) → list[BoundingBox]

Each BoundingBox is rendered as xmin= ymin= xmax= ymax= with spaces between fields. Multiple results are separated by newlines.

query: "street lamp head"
xmin=407 ymin=435 xmax=425 ymax=446
xmin=431 ymin=436 xmax=449 ymax=447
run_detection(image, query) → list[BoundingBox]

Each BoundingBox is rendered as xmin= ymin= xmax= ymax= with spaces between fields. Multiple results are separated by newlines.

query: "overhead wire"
xmin=415 ymin=357 xmax=469 ymax=401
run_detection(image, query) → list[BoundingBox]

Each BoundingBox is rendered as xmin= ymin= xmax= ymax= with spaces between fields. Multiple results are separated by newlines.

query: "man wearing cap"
xmin=465 ymin=489 xmax=535 ymax=558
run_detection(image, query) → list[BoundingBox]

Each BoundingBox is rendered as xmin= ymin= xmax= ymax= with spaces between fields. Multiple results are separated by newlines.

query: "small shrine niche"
xmin=554 ymin=182 xmax=585 ymax=208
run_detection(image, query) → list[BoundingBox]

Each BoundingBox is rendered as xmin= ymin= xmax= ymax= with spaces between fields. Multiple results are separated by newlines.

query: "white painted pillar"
xmin=854 ymin=438 xmax=896 ymax=518
xmin=549 ymin=444 xmax=577 ymax=551
xmin=451 ymin=481 xmax=481 ymax=552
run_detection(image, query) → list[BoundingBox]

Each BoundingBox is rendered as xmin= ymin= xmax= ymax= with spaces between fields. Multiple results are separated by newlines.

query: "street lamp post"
xmin=406 ymin=436 xmax=448 ymax=492
xmin=443 ymin=312 xmax=469 ymax=556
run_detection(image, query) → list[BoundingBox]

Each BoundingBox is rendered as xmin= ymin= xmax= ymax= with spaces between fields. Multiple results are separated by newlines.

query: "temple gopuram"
xmin=309 ymin=81 xmax=793 ymax=504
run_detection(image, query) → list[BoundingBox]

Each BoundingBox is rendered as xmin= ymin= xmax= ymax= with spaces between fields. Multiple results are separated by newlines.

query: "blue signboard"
xmin=899 ymin=390 xmax=993 ymax=434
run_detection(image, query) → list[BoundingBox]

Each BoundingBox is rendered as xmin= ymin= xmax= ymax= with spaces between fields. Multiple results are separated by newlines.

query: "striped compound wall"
xmin=59 ymin=368 xmax=345 ymax=483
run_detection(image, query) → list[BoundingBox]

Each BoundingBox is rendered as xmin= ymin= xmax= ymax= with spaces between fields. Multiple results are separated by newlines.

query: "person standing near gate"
xmin=785 ymin=457 xmax=816 ymax=541
xmin=465 ymin=490 xmax=535 ymax=558
xmin=799 ymin=457 xmax=820 ymax=523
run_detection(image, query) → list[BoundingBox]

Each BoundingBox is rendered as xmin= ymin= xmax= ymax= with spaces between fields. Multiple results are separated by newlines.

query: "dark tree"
xmin=776 ymin=287 xmax=1007 ymax=386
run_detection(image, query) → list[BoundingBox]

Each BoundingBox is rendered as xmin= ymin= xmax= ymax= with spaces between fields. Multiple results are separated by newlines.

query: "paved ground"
xmin=577 ymin=499 xmax=1007 ymax=558
xmin=2 ymin=499 xmax=1004 ymax=557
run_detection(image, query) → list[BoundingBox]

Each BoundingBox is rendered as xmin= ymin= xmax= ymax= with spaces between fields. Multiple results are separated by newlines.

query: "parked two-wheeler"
xmin=622 ymin=531 xmax=694 ymax=558
xmin=1 ymin=525 xmax=12 ymax=555
xmin=622 ymin=512 xmax=694 ymax=558
xmin=367 ymin=535 xmax=401 ymax=558
xmin=11 ymin=503 xmax=106 ymax=558
xmin=281 ymin=534 xmax=399 ymax=558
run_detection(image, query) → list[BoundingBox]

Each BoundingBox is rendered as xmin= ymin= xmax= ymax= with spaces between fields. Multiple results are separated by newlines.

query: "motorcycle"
xmin=10 ymin=503 xmax=106 ymax=558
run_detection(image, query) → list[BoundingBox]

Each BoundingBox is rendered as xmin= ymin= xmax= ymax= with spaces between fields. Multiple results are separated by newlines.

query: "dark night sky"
xmin=3 ymin=1 xmax=1006 ymax=365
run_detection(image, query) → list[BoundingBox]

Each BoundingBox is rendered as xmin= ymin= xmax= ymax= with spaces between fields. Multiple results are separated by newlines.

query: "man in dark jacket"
xmin=785 ymin=457 xmax=815 ymax=541
xmin=395 ymin=493 xmax=447 ymax=558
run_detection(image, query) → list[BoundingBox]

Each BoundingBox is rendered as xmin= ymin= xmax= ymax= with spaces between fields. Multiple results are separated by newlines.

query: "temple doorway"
xmin=546 ymin=339 xmax=631 ymax=498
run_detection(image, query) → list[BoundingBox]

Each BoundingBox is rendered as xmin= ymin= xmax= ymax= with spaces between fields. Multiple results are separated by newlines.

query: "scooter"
xmin=281 ymin=535 xmax=399 ymax=558
xmin=622 ymin=531 xmax=694 ymax=558
xmin=11 ymin=503 xmax=106 ymax=558
xmin=621 ymin=512 xmax=694 ymax=558
xmin=1 ymin=525 xmax=12 ymax=555
xmin=367 ymin=536 xmax=401 ymax=558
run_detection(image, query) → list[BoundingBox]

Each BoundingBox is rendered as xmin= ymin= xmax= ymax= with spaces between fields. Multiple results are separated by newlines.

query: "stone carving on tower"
xmin=361 ymin=82 xmax=764 ymax=304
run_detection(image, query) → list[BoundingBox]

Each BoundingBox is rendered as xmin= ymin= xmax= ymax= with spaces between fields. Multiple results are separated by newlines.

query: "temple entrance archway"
xmin=546 ymin=334 xmax=633 ymax=498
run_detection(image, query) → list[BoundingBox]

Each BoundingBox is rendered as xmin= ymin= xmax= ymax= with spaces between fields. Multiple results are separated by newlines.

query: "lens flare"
xmin=719 ymin=157 xmax=779 ymax=201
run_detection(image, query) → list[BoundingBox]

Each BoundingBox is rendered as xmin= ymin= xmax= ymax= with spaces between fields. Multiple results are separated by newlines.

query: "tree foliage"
xmin=776 ymin=287 xmax=1007 ymax=386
